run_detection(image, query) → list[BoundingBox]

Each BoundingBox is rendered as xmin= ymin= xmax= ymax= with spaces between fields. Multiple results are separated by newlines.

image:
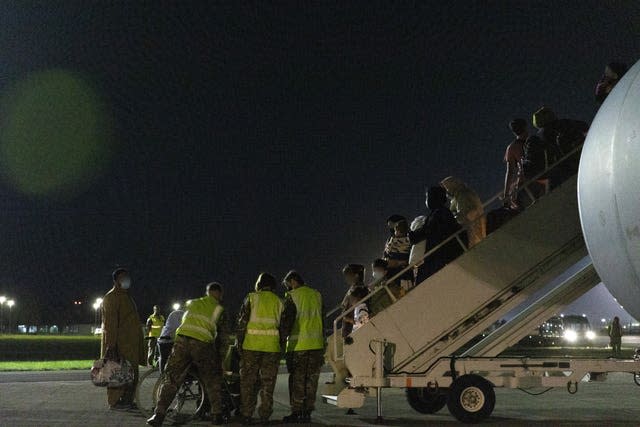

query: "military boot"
xmin=282 ymin=412 xmax=303 ymax=423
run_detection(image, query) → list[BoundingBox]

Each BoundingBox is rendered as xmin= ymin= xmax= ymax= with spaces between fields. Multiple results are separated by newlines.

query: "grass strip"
xmin=0 ymin=359 xmax=94 ymax=371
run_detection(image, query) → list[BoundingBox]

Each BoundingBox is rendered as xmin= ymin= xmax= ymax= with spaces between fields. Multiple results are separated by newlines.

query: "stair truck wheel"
xmin=406 ymin=387 xmax=448 ymax=414
xmin=447 ymin=374 xmax=495 ymax=424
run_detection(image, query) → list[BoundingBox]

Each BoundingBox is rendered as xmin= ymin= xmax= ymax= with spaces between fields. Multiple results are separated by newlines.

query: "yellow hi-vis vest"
xmin=242 ymin=290 xmax=284 ymax=353
xmin=286 ymin=285 xmax=324 ymax=352
xmin=147 ymin=314 xmax=165 ymax=338
xmin=176 ymin=295 xmax=223 ymax=343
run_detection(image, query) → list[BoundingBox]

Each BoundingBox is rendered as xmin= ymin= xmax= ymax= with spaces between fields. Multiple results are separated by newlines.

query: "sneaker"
xmin=146 ymin=413 xmax=165 ymax=426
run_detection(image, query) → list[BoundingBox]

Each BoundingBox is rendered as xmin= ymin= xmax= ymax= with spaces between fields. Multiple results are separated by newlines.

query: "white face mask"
xmin=120 ymin=278 xmax=131 ymax=289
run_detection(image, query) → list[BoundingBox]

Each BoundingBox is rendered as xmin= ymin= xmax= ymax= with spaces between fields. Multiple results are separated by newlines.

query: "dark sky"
xmin=0 ymin=2 xmax=638 ymax=325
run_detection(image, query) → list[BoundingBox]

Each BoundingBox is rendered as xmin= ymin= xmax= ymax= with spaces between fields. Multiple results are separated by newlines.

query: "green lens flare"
xmin=0 ymin=69 xmax=113 ymax=197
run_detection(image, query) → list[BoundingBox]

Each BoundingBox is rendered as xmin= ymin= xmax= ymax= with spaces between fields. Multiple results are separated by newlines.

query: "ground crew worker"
xmin=609 ymin=316 xmax=623 ymax=357
xmin=101 ymin=268 xmax=145 ymax=410
xmin=146 ymin=305 xmax=165 ymax=365
xmin=146 ymin=282 xmax=228 ymax=427
xmin=236 ymin=273 xmax=284 ymax=425
xmin=280 ymin=270 xmax=325 ymax=424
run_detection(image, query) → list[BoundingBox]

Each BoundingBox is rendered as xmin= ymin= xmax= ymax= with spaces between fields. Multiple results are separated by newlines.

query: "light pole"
xmin=93 ymin=298 xmax=103 ymax=331
xmin=0 ymin=296 xmax=6 ymax=333
xmin=92 ymin=302 xmax=99 ymax=329
xmin=6 ymin=300 xmax=14 ymax=333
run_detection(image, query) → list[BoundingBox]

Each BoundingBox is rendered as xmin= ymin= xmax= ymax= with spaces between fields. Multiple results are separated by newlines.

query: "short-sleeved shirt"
xmin=504 ymin=138 xmax=525 ymax=164
xmin=384 ymin=236 xmax=411 ymax=261
xmin=160 ymin=309 xmax=185 ymax=340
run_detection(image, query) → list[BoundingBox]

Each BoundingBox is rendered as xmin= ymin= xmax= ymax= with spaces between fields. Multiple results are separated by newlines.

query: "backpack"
xmin=555 ymin=120 xmax=588 ymax=155
xmin=521 ymin=135 xmax=561 ymax=179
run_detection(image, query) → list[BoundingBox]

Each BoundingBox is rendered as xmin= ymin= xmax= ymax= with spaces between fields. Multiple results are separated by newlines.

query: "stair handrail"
xmin=330 ymin=144 xmax=584 ymax=360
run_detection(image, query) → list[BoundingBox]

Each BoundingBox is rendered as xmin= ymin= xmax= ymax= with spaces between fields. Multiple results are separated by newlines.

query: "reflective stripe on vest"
xmin=176 ymin=296 xmax=223 ymax=343
xmin=286 ymin=285 xmax=324 ymax=352
xmin=148 ymin=314 xmax=164 ymax=338
xmin=243 ymin=291 xmax=283 ymax=353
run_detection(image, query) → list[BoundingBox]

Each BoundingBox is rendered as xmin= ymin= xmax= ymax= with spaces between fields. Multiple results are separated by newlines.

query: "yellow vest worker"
xmin=147 ymin=309 xmax=165 ymax=338
xmin=237 ymin=273 xmax=285 ymax=423
xmin=280 ymin=270 xmax=325 ymax=423
xmin=242 ymin=290 xmax=284 ymax=352
xmin=285 ymin=286 xmax=324 ymax=352
xmin=176 ymin=295 xmax=224 ymax=343
xmin=149 ymin=282 xmax=228 ymax=427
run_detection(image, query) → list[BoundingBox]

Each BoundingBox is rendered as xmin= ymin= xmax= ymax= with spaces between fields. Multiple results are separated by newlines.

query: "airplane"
xmin=322 ymin=58 xmax=640 ymax=423
xmin=578 ymin=59 xmax=640 ymax=321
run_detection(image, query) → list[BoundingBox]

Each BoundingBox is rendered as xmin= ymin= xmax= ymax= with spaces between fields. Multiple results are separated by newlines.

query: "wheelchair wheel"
xmin=135 ymin=366 xmax=161 ymax=417
xmin=165 ymin=369 xmax=208 ymax=424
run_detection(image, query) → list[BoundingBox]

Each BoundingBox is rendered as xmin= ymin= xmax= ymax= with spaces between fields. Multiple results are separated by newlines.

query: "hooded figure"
xmin=409 ymin=186 xmax=464 ymax=285
xmin=595 ymin=62 xmax=627 ymax=105
xmin=441 ymin=176 xmax=486 ymax=248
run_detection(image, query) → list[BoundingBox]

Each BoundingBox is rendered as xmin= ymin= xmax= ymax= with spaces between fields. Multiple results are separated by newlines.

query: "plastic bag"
xmin=409 ymin=215 xmax=427 ymax=265
xmin=90 ymin=358 xmax=134 ymax=387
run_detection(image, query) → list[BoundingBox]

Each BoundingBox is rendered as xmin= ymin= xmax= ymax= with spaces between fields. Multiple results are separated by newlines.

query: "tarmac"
xmin=2 ymin=368 xmax=640 ymax=426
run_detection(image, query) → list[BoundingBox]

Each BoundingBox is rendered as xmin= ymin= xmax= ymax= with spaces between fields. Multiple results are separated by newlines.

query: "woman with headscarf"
xmin=441 ymin=176 xmax=486 ymax=248
xmin=409 ymin=186 xmax=463 ymax=285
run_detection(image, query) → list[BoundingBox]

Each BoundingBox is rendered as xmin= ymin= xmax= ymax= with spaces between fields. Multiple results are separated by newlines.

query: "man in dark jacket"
xmin=410 ymin=186 xmax=463 ymax=285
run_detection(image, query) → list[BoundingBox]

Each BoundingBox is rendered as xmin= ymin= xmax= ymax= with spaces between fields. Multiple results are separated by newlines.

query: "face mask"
xmin=121 ymin=278 xmax=131 ymax=289
xmin=373 ymin=271 xmax=384 ymax=280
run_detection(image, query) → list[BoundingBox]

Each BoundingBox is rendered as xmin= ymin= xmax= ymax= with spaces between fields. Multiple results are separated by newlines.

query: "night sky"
xmin=0 ymin=2 xmax=638 ymax=325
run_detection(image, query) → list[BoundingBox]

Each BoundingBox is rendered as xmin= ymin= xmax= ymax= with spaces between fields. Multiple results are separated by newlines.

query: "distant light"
xmin=601 ymin=318 xmax=606 ymax=323
xmin=560 ymin=314 xmax=564 ymax=318
xmin=96 ymin=298 xmax=103 ymax=305
xmin=582 ymin=314 xmax=587 ymax=317
xmin=0 ymin=296 xmax=6 ymax=304
xmin=172 ymin=303 xmax=180 ymax=311
xmin=92 ymin=302 xmax=100 ymax=310
xmin=564 ymin=329 xmax=578 ymax=343
xmin=7 ymin=300 xmax=14 ymax=308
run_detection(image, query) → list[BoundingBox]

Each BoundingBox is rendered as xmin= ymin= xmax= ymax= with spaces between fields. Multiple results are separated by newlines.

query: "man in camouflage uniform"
xmin=280 ymin=271 xmax=325 ymax=424
xmin=236 ymin=273 xmax=284 ymax=425
xmin=147 ymin=282 xmax=229 ymax=427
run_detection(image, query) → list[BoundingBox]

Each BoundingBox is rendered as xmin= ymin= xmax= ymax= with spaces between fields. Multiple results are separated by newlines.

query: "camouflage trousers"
xmin=155 ymin=335 xmax=223 ymax=415
xmin=285 ymin=349 xmax=324 ymax=413
xmin=147 ymin=336 xmax=158 ymax=365
xmin=240 ymin=350 xmax=281 ymax=419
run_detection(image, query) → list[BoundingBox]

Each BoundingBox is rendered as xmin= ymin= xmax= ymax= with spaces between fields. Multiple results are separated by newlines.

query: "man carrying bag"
xmin=100 ymin=268 xmax=146 ymax=410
